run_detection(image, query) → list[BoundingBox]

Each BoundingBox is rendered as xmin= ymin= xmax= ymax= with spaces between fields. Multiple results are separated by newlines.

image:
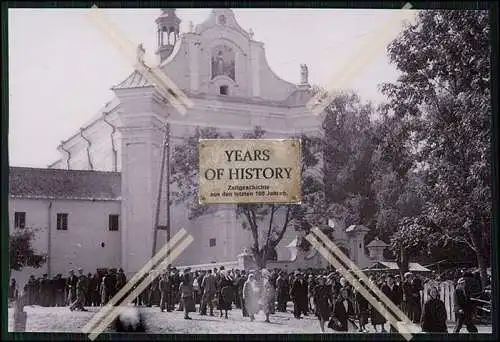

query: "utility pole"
xmin=165 ymin=122 xmax=171 ymax=244
xmin=152 ymin=126 xmax=169 ymax=259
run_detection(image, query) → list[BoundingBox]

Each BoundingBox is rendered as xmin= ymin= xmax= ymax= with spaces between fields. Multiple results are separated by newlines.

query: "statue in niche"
xmin=211 ymin=45 xmax=236 ymax=81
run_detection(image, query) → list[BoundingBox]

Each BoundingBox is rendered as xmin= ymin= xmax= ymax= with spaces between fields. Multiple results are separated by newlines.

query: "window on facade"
xmin=220 ymin=85 xmax=228 ymax=95
xmin=109 ymin=214 xmax=119 ymax=231
xmin=209 ymin=238 xmax=216 ymax=247
xmin=14 ymin=212 xmax=26 ymax=229
xmin=56 ymin=213 xmax=68 ymax=231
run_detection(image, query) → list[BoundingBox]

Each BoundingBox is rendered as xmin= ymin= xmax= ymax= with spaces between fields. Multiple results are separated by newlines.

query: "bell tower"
xmin=155 ymin=8 xmax=181 ymax=64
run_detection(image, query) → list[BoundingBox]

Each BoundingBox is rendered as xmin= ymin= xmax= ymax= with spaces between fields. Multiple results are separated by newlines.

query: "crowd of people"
xmin=9 ymin=266 xmax=485 ymax=333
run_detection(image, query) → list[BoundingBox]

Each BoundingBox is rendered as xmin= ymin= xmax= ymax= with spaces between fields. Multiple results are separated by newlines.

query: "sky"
xmin=8 ymin=8 xmax=415 ymax=168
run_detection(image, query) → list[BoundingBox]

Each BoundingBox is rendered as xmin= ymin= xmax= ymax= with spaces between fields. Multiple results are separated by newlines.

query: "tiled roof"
xmin=9 ymin=167 xmax=121 ymax=201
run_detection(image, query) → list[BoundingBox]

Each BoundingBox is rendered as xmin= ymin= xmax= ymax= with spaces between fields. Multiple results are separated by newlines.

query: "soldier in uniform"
xmin=70 ymin=268 xmax=88 ymax=311
xmin=104 ymin=269 xmax=117 ymax=304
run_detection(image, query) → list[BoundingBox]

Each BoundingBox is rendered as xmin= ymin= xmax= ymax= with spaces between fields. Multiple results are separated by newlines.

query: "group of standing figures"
xmin=10 ymin=266 xmax=483 ymax=334
xmin=12 ymin=267 xmax=127 ymax=311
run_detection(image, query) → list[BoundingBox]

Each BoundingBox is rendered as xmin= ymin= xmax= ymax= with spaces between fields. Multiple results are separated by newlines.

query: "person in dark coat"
xmin=54 ymin=274 xmax=66 ymax=307
xmin=313 ymin=276 xmax=332 ymax=332
xmin=370 ymin=278 xmax=387 ymax=332
xmin=453 ymin=277 xmax=478 ymax=333
xmin=159 ymin=273 xmax=171 ymax=312
xmin=218 ymin=271 xmax=234 ymax=319
xmin=355 ymin=280 xmax=369 ymax=332
xmin=116 ymin=268 xmax=127 ymax=292
xmin=403 ymin=272 xmax=423 ymax=323
xmin=290 ymin=272 xmax=308 ymax=319
xmin=171 ymin=269 xmax=182 ymax=311
xmin=236 ymin=270 xmax=248 ymax=316
xmin=39 ymin=274 xmax=51 ymax=307
xmin=420 ymin=286 xmax=448 ymax=333
xmin=276 ymin=271 xmax=289 ymax=312
xmin=381 ymin=275 xmax=403 ymax=332
xmin=200 ymin=269 xmax=217 ymax=316
xmin=105 ymin=270 xmax=117 ymax=305
xmin=179 ymin=272 xmax=195 ymax=320
xmin=24 ymin=276 xmax=36 ymax=305
xmin=329 ymin=287 xmax=355 ymax=332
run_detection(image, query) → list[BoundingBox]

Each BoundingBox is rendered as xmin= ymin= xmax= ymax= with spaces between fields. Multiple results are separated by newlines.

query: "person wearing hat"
xmin=381 ymin=274 xmax=403 ymax=332
xmin=200 ymin=269 xmax=217 ymax=316
xmin=290 ymin=272 xmax=307 ymax=319
xmin=453 ymin=277 xmax=478 ymax=333
xmin=402 ymin=272 xmax=422 ymax=323
xmin=313 ymin=276 xmax=332 ymax=332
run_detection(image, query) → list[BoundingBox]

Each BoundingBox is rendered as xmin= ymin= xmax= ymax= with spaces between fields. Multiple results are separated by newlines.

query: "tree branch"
xmin=263 ymin=205 xmax=276 ymax=260
xmin=243 ymin=208 xmax=259 ymax=250
xmin=271 ymin=206 xmax=292 ymax=248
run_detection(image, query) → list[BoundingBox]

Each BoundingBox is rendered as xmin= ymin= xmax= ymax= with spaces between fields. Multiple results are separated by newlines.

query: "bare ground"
xmin=8 ymin=304 xmax=493 ymax=334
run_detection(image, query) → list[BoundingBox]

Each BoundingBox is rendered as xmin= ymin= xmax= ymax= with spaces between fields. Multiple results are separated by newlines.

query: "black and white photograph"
xmin=6 ymin=6 xmax=494 ymax=336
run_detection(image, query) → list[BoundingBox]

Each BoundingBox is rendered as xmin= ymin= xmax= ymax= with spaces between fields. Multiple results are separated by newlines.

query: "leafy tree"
xmin=322 ymin=91 xmax=379 ymax=230
xmin=171 ymin=126 xmax=324 ymax=269
xmin=380 ymin=10 xmax=491 ymax=286
xmin=9 ymin=228 xmax=46 ymax=280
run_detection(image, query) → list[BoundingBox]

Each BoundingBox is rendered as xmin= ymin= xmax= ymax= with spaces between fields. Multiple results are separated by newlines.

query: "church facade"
xmin=9 ymin=9 xmax=323 ymax=282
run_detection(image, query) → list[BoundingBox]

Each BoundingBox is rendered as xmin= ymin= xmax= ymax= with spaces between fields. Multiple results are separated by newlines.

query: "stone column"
xmin=115 ymin=88 xmax=167 ymax=278
xmin=237 ymin=250 xmax=256 ymax=271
